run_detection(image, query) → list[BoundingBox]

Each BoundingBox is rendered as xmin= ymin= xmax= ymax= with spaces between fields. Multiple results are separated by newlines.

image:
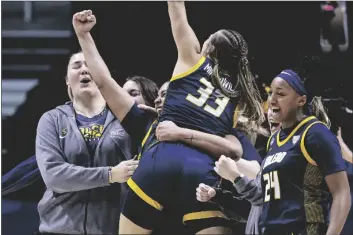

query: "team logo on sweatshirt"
xmin=110 ymin=129 xmax=125 ymax=139
xmin=59 ymin=128 xmax=68 ymax=139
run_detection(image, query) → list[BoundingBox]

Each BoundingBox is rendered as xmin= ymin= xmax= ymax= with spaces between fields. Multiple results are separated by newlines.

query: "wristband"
xmin=233 ymin=174 xmax=244 ymax=184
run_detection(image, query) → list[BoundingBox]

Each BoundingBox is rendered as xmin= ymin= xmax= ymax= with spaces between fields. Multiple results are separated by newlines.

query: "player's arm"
xmin=214 ymin=173 xmax=263 ymax=206
xmin=197 ymin=162 xmax=263 ymax=209
xmin=72 ymin=10 xmax=134 ymax=122
xmin=36 ymin=112 xmax=139 ymax=193
xmin=236 ymin=159 xmax=261 ymax=180
xmin=156 ymin=121 xmax=243 ymax=160
xmin=305 ymin=124 xmax=351 ymax=235
xmin=231 ymin=129 xmax=262 ymax=179
xmin=337 ymin=127 xmax=353 ymax=164
xmin=168 ymin=1 xmax=201 ymax=71
xmin=36 ymin=112 xmax=110 ymax=193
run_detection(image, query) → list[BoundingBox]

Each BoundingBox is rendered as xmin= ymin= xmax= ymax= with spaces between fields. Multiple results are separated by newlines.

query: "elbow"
xmin=43 ymin=175 xmax=67 ymax=194
xmin=227 ymin=147 xmax=243 ymax=161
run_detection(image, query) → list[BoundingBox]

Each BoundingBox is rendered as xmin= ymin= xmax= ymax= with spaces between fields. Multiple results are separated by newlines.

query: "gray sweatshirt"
xmin=213 ymin=173 xmax=263 ymax=235
xmin=36 ymin=103 xmax=132 ymax=234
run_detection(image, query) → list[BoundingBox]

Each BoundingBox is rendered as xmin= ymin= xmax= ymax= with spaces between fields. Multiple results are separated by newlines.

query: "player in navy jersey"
xmin=71 ymin=5 xmax=264 ymax=234
xmin=260 ymin=65 xmax=350 ymax=235
xmin=122 ymin=76 xmax=159 ymax=156
xmin=120 ymin=2 xmax=265 ymax=234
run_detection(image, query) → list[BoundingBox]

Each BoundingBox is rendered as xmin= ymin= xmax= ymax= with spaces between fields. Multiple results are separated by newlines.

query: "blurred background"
xmin=1 ymin=1 xmax=353 ymax=234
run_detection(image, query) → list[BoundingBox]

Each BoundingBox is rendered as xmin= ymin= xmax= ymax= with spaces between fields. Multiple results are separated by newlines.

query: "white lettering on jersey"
xmin=263 ymin=152 xmax=287 ymax=170
xmin=204 ymin=63 xmax=213 ymax=76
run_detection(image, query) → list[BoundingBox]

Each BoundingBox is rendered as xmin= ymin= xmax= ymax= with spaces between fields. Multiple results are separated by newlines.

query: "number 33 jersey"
xmin=159 ymin=56 xmax=238 ymax=136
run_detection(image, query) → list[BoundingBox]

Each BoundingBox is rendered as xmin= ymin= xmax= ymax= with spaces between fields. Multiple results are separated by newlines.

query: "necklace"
xmin=73 ymin=104 xmax=106 ymax=118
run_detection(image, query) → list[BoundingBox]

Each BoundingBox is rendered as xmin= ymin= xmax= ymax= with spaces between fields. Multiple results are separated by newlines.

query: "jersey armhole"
xmin=299 ymin=121 xmax=327 ymax=166
xmin=170 ymin=56 xmax=206 ymax=81
xmin=137 ymin=120 xmax=157 ymax=160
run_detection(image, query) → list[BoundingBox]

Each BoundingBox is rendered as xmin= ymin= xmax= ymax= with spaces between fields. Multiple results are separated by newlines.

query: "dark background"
xmin=2 ymin=1 xmax=353 ymax=173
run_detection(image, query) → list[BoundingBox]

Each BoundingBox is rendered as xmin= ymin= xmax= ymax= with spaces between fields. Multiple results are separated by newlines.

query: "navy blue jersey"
xmin=159 ymin=56 xmax=238 ymax=137
xmin=121 ymin=103 xmax=156 ymax=156
xmin=260 ymin=116 xmax=346 ymax=234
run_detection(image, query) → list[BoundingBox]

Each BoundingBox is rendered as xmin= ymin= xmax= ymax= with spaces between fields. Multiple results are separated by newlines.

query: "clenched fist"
xmin=72 ymin=10 xmax=96 ymax=36
xmin=196 ymin=183 xmax=216 ymax=202
xmin=214 ymin=155 xmax=240 ymax=183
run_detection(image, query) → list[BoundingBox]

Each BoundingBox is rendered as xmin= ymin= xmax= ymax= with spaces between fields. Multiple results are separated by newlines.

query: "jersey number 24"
xmin=186 ymin=77 xmax=230 ymax=117
xmin=263 ymin=170 xmax=281 ymax=202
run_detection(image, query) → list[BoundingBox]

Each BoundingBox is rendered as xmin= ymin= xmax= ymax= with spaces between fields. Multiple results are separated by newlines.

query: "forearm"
xmin=76 ymin=33 xmax=111 ymax=88
xmin=38 ymin=161 xmax=110 ymax=193
xmin=340 ymin=141 xmax=353 ymax=163
xmin=327 ymin=191 xmax=351 ymax=235
xmin=212 ymin=175 xmax=263 ymax=207
xmin=76 ymin=33 xmax=134 ymax=121
xmin=168 ymin=1 xmax=200 ymax=57
xmin=236 ymin=159 xmax=261 ymax=179
xmin=233 ymin=175 xmax=263 ymax=206
xmin=179 ymin=128 xmax=242 ymax=159
xmin=168 ymin=1 xmax=187 ymax=26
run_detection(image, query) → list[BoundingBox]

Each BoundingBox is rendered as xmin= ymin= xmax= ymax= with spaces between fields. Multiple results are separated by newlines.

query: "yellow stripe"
xmin=266 ymin=131 xmax=278 ymax=152
xmin=300 ymin=121 xmax=327 ymax=166
xmin=233 ymin=105 xmax=240 ymax=128
xmin=183 ymin=211 xmax=227 ymax=223
xmin=276 ymin=116 xmax=316 ymax=147
xmin=138 ymin=120 xmax=157 ymax=160
xmin=170 ymin=56 xmax=206 ymax=82
xmin=127 ymin=178 xmax=163 ymax=211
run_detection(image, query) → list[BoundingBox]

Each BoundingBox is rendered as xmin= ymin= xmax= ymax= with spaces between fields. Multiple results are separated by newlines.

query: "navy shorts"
xmin=121 ymin=142 xmax=230 ymax=233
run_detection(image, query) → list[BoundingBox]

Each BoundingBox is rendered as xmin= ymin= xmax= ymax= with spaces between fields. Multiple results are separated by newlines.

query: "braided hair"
xmin=205 ymin=29 xmax=265 ymax=125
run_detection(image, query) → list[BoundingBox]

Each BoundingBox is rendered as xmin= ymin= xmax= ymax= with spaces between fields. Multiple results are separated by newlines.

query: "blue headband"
xmin=276 ymin=69 xmax=307 ymax=96
xmin=276 ymin=69 xmax=314 ymax=113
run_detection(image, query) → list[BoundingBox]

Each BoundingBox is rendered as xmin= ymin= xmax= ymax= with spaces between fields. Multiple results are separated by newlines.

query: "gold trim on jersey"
xmin=233 ymin=105 xmax=240 ymax=128
xmin=182 ymin=211 xmax=227 ymax=224
xmin=137 ymin=120 xmax=157 ymax=160
xmin=127 ymin=178 xmax=163 ymax=211
xmin=300 ymin=121 xmax=327 ymax=166
xmin=266 ymin=130 xmax=278 ymax=152
xmin=276 ymin=116 xmax=316 ymax=147
xmin=170 ymin=56 xmax=206 ymax=82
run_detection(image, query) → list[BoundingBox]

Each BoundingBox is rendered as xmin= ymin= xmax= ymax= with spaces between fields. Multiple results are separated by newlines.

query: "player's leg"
xmin=119 ymin=143 xmax=181 ymax=234
xmin=196 ymin=226 xmax=232 ymax=234
xmin=180 ymin=147 xmax=232 ymax=234
xmin=119 ymin=214 xmax=151 ymax=234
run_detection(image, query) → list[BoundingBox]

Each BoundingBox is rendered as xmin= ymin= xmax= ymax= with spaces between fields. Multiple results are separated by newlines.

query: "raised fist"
xmin=214 ymin=155 xmax=240 ymax=183
xmin=72 ymin=10 xmax=96 ymax=36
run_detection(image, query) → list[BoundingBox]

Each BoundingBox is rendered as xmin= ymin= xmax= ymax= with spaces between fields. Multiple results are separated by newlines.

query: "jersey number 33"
xmin=186 ymin=77 xmax=230 ymax=117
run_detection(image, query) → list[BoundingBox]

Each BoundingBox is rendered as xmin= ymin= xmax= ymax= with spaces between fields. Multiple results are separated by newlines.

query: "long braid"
xmin=209 ymin=29 xmax=265 ymax=125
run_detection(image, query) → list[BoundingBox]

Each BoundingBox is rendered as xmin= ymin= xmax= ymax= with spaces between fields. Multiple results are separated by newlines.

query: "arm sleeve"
xmin=36 ymin=112 xmax=109 ymax=193
xmin=304 ymin=123 xmax=347 ymax=177
xmin=232 ymin=174 xmax=263 ymax=206
xmin=212 ymin=173 xmax=263 ymax=207
xmin=120 ymin=103 xmax=153 ymax=144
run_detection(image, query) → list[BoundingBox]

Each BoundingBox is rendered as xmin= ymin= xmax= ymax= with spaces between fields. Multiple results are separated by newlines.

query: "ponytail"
xmin=310 ymin=96 xmax=331 ymax=128
xmin=210 ymin=57 xmax=265 ymax=126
